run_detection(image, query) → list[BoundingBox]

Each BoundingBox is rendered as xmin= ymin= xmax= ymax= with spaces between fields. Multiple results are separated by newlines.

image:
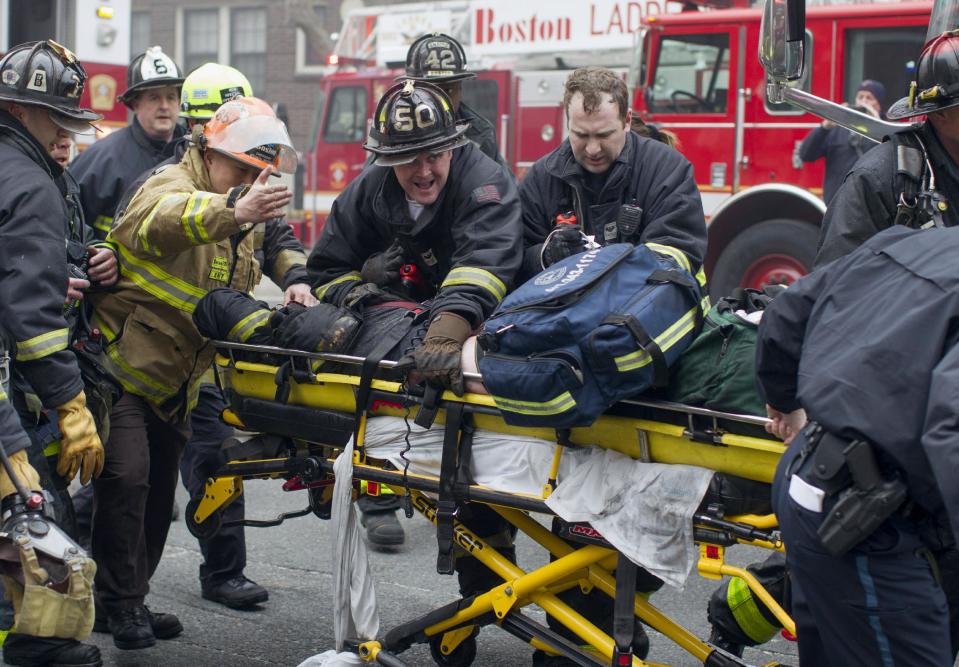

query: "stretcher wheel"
xmin=185 ymin=497 xmax=222 ymax=540
xmin=429 ymin=629 xmax=477 ymax=667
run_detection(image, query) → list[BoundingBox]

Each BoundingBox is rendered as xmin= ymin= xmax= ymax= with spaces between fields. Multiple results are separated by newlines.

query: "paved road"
xmin=77 ymin=279 xmax=800 ymax=666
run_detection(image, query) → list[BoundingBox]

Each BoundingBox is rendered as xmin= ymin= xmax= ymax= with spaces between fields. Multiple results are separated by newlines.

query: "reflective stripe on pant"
xmin=92 ymin=393 xmax=189 ymax=611
xmin=179 ymin=384 xmax=246 ymax=587
xmin=773 ymin=436 xmax=951 ymax=667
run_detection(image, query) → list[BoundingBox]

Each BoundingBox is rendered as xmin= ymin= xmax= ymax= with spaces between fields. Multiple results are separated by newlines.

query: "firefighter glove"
xmin=412 ymin=312 xmax=471 ymax=397
xmin=361 ymin=241 xmax=405 ymax=286
xmin=541 ymin=224 xmax=588 ymax=268
xmin=55 ymin=391 xmax=104 ymax=485
xmin=0 ymin=450 xmax=41 ymax=500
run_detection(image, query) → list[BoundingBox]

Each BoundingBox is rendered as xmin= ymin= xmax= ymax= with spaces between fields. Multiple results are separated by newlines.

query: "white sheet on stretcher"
xmin=361 ymin=416 xmax=714 ymax=588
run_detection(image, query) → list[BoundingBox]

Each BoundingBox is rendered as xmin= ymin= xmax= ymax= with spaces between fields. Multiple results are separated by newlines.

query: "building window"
xmin=231 ymin=8 xmax=267 ymax=94
xmin=295 ymin=4 xmax=332 ymax=75
xmin=183 ymin=9 xmax=219 ymax=77
xmin=131 ymin=12 xmax=151 ymax=59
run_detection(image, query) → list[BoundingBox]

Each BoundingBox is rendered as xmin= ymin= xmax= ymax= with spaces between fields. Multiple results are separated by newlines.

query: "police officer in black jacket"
xmin=757 ymin=223 xmax=959 ymax=666
xmin=0 ymin=39 xmax=105 ymax=667
xmin=308 ymin=80 xmax=521 ymax=561
xmin=68 ymin=46 xmax=185 ymax=238
xmin=398 ymin=33 xmax=508 ymax=169
xmin=518 ymin=67 xmax=706 ymax=284
xmin=816 ymin=33 xmax=959 ymax=267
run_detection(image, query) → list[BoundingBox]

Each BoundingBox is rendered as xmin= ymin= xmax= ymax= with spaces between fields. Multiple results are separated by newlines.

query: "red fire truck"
xmin=633 ymin=0 xmax=930 ymax=296
xmin=1 ymin=0 xmax=131 ymax=147
xmin=304 ymin=0 xmax=930 ymax=296
xmin=302 ymin=0 xmax=688 ymax=243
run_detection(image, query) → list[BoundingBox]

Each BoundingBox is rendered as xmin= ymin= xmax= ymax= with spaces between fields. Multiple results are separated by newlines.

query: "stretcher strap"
xmin=352 ymin=316 xmax=415 ymax=447
xmin=436 ymin=401 xmax=465 ymax=575
xmin=414 ymin=384 xmax=440 ymax=429
xmin=612 ymin=553 xmax=637 ymax=663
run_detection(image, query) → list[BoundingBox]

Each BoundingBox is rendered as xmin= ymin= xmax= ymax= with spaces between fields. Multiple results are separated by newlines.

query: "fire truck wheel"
xmin=709 ymin=218 xmax=818 ymax=300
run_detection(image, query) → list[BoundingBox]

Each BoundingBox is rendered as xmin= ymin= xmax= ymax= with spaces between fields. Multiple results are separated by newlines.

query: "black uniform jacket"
xmin=0 ymin=111 xmax=84 ymax=413
xmin=816 ymin=122 xmax=959 ymax=267
xmin=757 ymin=224 xmax=959 ymax=535
xmin=307 ymin=141 xmax=522 ymax=328
xmin=459 ymin=101 xmax=508 ymax=170
xmin=69 ymin=117 xmax=185 ymax=238
xmin=114 ymin=136 xmax=310 ymax=289
xmin=517 ymin=131 xmax=706 ymax=282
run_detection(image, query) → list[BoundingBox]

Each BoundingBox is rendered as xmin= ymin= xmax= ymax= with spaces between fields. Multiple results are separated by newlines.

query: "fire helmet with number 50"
xmin=363 ymin=81 xmax=470 ymax=166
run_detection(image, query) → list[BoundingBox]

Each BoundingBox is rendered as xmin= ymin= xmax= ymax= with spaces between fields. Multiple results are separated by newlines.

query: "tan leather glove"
xmin=412 ymin=312 xmax=472 ymax=397
xmin=0 ymin=450 xmax=41 ymax=500
xmin=55 ymin=391 xmax=104 ymax=485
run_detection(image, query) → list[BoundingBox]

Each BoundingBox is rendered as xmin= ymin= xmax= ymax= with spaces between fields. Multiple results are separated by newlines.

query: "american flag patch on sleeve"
xmin=472 ymin=184 xmax=501 ymax=203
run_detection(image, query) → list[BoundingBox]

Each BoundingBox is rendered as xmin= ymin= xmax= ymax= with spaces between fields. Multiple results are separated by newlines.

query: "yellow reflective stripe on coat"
xmin=440 ymin=267 xmax=507 ymax=303
xmin=116 ymin=244 xmax=206 ymax=313
xmin=313 ymin=271 xmax=361 ymax=301
xmin=93 ymin=214 xmax=113 ymax=234
xmin=16 ymin=329 xmax=69 ymax=362
xmin=0 ymin=387 xmax=6 ymax=401
xmin=727 ymin=576 xmax=780 ymax=643
xmin=181 ymin=192 xmax=215 ymax=245
xmin=614 ymin=306 xmax=699 ymax=372
xmin=646 ymin=243 xmax=692 ymax=274
xmin=491 ymin=391 xmax=576 ymax=416
xmin=273 ymin=249 xmax=308 ymax=281
xmin=137 ymin=193 xmax=187 ymax=257
xmin=102 ymin=344 xmax=176 ymax=402
xmin=228 ymin=309 xmax=271 ymax=342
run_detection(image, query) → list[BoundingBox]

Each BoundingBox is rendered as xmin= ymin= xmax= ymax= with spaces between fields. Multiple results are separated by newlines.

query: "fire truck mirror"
xmin=759 ymin=0 xmax=805 ymax=83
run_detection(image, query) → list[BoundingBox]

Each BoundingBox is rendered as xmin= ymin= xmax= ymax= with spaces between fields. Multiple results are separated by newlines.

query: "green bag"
xmin=666 ymin=287 xmax=782 ymax=417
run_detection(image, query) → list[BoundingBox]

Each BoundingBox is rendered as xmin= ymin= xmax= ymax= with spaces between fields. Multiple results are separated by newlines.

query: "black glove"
xmin=541 ymin=225 xmax=588 ymax=268
xmin=361 ymin=241 xmax=405 ymax=286
xmin=409 ymin=312 xmax=471 ymax=396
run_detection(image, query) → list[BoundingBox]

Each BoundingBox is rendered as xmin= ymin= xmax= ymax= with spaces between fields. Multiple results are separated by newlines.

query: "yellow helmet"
xmin=180 ymin=63 xmax=252 ymax=121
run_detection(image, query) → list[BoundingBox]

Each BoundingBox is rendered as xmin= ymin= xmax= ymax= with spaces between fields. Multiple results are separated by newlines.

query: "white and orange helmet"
xmin=201 ymin=96 xmax=296 ymax=173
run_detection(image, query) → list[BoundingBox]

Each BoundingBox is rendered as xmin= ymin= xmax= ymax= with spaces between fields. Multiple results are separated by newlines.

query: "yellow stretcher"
xmin=193 ymin=341 xmax=793 ymax=667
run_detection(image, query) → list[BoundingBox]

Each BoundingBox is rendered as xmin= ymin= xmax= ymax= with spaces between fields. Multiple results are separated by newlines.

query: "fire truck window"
xmin=461 ymin=79 xmax=500 ymax=136
xmin=647 ymin=33 xmax=730 ymax=114
xmin=765 ymin=30 xmax=813 ymax=115
xmin=324 ymin=87 xmax=369 ymax=144
xmin=843 ymin=27 xmax=925 ymax=116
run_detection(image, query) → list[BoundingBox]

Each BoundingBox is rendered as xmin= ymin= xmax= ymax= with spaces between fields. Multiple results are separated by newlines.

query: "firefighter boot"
xmin=2 ymin=633 xmax=102 ymax=667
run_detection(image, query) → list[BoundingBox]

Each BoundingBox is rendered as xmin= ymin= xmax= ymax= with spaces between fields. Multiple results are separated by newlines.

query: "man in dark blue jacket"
xmin=518 ymin=67 xmax=706 ymax=285
xmin=758 ymin=223 xmax=959 ymax=666
xmin=68 ymin=46 xmax=185 ymax=238
xmin=798 ymin=79 xmax=884 ymax=204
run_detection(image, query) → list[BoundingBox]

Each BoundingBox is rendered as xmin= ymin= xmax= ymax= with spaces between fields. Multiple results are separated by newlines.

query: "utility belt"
xmin=788 ymin=421 xmax=908 ymax=557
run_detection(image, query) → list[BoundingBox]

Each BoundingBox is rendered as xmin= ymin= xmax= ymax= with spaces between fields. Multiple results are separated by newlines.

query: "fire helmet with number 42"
xmin=363 ymin=80 xmax=470 ymax=166
xmin=404 ymin=33 xmax=476 ymax=83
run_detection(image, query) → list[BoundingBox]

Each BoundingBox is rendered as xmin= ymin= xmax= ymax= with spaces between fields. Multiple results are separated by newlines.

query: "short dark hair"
xmin=563 ymin=67 xmax=629 ymax=121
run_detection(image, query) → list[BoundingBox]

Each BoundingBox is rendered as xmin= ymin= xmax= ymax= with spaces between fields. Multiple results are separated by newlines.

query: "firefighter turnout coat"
xmin=90 ymin=145 xmax=260 ymax=419
xmin=307 ymin=141 xmax=522 ymax=328
xmin=0 ymin=110 xmax=86 ymax=422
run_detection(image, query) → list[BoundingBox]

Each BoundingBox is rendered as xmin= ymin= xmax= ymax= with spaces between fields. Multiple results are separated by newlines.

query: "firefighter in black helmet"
xmin=308 ymin=81 xmax=521 ymax=554
xmin=0 ymin=40 xmax=104 ymax=667
xmin=400 ymin=33 xmax=508 ymax=169
xmin=69 ymin=46 xmax=186 ymax=238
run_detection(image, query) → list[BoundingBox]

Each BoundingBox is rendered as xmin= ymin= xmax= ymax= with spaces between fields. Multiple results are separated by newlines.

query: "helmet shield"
xmin=0 ymin=40 xmax=101 ymax=124
xmin=887 ymin=30 xmax=959 ymax=119
xmin=364 ymin=81 xmax=470 ymax=166
xmin=402 ymin=33 xmax=476 ymax=84
xmin=203 ymin=97 xmax=297 ymax=173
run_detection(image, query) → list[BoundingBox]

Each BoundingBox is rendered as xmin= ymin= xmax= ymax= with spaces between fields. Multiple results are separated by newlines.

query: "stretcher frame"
xmin=193 ymin=342 xmax=794 ymax=667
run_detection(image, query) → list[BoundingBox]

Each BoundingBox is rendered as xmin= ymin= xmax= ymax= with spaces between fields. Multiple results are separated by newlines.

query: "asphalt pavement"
xmin=77 ymin=279 xmax=800 ymax=667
